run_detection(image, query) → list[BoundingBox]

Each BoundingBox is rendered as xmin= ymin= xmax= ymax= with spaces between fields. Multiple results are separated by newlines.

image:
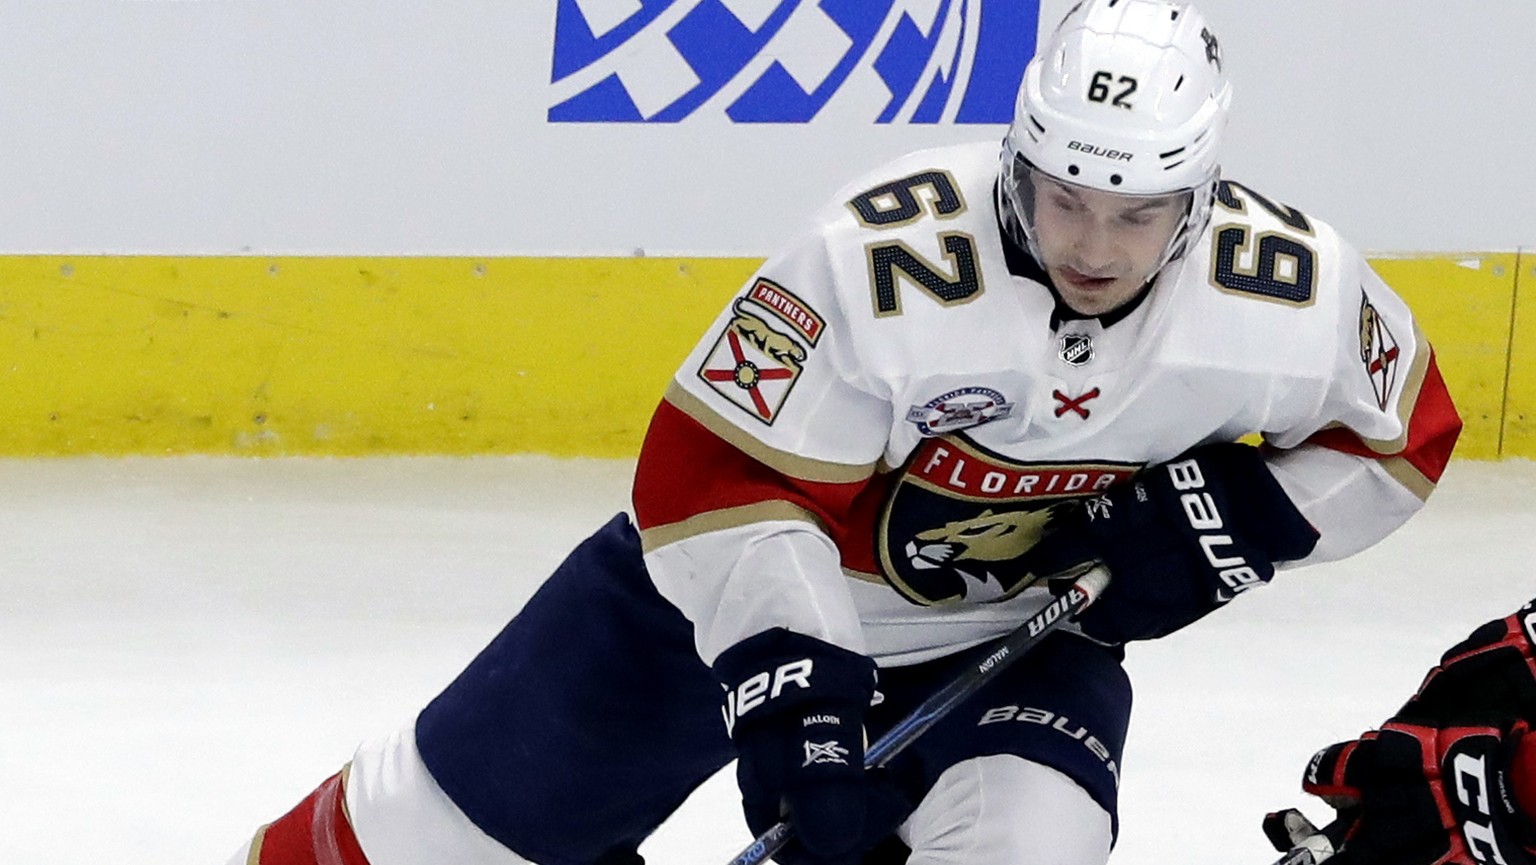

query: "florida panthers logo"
xmin=699 ymin=297 xmax=816 ymax=425
xmin=732 ymin=308 xmax=808 ymax=369
xmin=904 ymin=508 xmax=1062 ymax=603
xmin=876 ymin=434 xmax=1137 ymax=606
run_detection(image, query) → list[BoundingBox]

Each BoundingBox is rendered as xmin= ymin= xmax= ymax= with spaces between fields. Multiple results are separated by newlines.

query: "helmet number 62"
xmin=1088 ymin=71 xmax=1137 ymax=109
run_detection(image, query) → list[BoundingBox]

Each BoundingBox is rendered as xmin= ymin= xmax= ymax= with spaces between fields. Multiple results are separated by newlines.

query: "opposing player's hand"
xmin=1405 ymin=600 xmax=1536 ymax=721
xmin=714 ymin=629 xmax=911 ymax=865
xmin=1024 ymin=441 xmax=1318 ymax=644
xmin=1302 ymin=718 xmax=1536 ymax=865
xmin=1270 ymin=600 xmax=1536 ymax=865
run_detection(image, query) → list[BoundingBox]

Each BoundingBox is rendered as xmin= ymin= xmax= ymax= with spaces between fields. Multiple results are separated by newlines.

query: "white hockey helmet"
xmin=1000 ymin=0 xmax=1233 ymax=271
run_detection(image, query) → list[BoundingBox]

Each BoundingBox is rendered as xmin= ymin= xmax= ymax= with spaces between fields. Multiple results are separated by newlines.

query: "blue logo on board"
xmin=549 ymin=0 xmax=1039 ymax=123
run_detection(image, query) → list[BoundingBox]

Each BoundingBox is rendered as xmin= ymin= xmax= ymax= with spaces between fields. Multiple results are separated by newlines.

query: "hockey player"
xmin=1274 ymin=599 xmax=1536 ymax=865
xmin=230 ymin=2 xmax=1462 ymax=865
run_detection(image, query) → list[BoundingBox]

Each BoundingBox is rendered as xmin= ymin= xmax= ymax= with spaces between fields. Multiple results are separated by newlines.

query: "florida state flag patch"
xmin=1359 ymin=291 xmax=1400 ymax=411
xmin=697 ymin=284 xmax=818 ymax=425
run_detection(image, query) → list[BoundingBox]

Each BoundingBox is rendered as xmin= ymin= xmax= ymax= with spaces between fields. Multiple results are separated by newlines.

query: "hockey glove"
xmin=1405 ymin=599 xmax=1536 ymax=722
xmin=1302 ymin=719 xmax=1536 ymax=865
xmin=1023 ymin=442 xmax=1319 ymax=644
xmin=714 ymin=629 xmax=911 ymax=865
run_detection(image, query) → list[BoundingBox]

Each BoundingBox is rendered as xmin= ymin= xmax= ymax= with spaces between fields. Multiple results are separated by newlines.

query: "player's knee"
xmin=235 ymin=769 xmax=371 ymax=865
xmin=346 ymin=724 xmax=545 ymax=865
xmin=900 ymin=755 xmax=1112 ymax=865
xmin=230 ymin=722 xmax=550 ymax=865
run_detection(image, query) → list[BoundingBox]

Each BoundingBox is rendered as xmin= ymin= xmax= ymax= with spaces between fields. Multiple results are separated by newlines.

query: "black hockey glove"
xmin=1301 ymin=719 xmax=1536 ymax=865
xmin=714 ymin=629 xmax=911 ymax=865
xmin=1405 ymin=599 xmax=1536 ymax=721
xmin=1023 ymin=442 xmax=1319 ymax=644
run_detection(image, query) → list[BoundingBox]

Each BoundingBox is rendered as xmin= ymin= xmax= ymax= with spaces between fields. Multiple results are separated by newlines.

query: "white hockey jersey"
xmin=633 ymin=141 xmax=1461 ymax=668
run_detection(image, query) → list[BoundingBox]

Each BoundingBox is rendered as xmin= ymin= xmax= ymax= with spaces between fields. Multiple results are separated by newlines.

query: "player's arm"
xmin=632 ymin=226 xmax=914 ymax=861
xmin=632 ymin=226 xmax=883 ymax=666
xmin=1262 ymin=243 xmax=1462 ymax=565
xmin=1279 ymin=600 xmax=1536 ymax=865
xmin=639 ymin=409 xmax=912 ymax=865
xmin=1022 ymin=439 xmax=1322 ymax=643
xmin=634 ymin=384 xmax=875 ymax=657
xmin=1018 ymin=237 xmax=1458 ymax=646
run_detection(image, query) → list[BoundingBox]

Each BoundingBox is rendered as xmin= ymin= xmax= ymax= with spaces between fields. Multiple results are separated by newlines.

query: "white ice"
xmin=4 ymin=456 xmax=1534 ymax=865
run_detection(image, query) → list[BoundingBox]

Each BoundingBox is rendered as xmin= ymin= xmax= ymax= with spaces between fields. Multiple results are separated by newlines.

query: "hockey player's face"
xmin=1029 ymin=176 xmax=1189 ymax=316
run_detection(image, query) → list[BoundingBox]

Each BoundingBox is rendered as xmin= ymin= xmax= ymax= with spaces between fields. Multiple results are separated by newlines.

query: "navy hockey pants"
xmin=415 ymin=514 xmax=1132 ymax=865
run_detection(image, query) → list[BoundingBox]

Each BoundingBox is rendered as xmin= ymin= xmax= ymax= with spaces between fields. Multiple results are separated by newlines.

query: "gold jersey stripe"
xmin=665 ymin=381 xmax=878 ymax=484
xmin=339 ymin=762 xmax=354 ymax=823
xmin=1381 ymin=454 xmax=1438 ymax=503
xmin=246 ymin=824 xmax=267 ymax=865
xmin=1292 ymin=321 xmax=1433 ymax=458
xmin=843 ymin=568 xmax=885 ymax=585
xmin=639 ymin=500 xmax=826 ymax=553
xmin=1358 ymin=321 xmax=1433 ymax=456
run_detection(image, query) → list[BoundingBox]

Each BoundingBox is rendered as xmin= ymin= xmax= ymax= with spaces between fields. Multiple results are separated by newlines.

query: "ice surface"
xmin=4 ymin=456 xmax=1534 ymax=865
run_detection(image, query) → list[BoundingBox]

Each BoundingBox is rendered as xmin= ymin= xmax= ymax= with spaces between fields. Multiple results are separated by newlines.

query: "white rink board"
xmin=3 ymin=456 xmax=1535 ymax=865
xmin=0 ymin=1 xmax=1532 ymax=255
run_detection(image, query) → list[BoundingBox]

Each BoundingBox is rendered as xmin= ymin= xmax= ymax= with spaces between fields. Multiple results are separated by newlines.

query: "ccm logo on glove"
xmin=1167 ymin=458 xmax=1263 ymax=600
xmin=1448 ymin=748 xmax=1506 ymax=865
xmin=722 ymin=658 xmax=813 ymax=735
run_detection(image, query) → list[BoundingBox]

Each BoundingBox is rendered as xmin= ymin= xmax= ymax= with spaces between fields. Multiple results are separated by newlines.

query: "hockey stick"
xmin=724 ymin=564 xmax=1112 ymax=865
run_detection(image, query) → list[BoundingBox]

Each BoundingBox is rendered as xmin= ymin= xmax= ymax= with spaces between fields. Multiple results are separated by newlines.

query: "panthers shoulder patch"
xmin=697 ymin=280 xmax=823 ymax=425
xmin=1359 ymin=289 xmax=1401 ymax=411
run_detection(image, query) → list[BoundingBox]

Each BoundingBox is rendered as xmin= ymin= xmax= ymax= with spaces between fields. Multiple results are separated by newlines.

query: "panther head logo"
xmin=730 ymin=304 xmax=808 ymax=370
xmin=906 ymin=506 xmax=1059 ymax=570
xmin=1359 ymin=301 xmax=1379 ymax=365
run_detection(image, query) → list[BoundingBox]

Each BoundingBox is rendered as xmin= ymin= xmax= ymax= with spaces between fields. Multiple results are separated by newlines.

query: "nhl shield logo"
xmin=698 ymin=302 xmax=809 ymax=424
xmin=1059 ymin=334 xmax=1094 ymax=367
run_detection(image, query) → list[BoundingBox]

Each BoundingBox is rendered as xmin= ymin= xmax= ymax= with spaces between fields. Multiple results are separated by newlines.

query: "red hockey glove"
xmin=1302 ymin=719 xmax=1536 ymax=865
xmin=1272 ymin=601 xmax=1536 ymax=865
xmin=714 ymin=629 xmax=911 ymax=865
xmin=1024 ymin=442 xmax=1318 ymax=644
